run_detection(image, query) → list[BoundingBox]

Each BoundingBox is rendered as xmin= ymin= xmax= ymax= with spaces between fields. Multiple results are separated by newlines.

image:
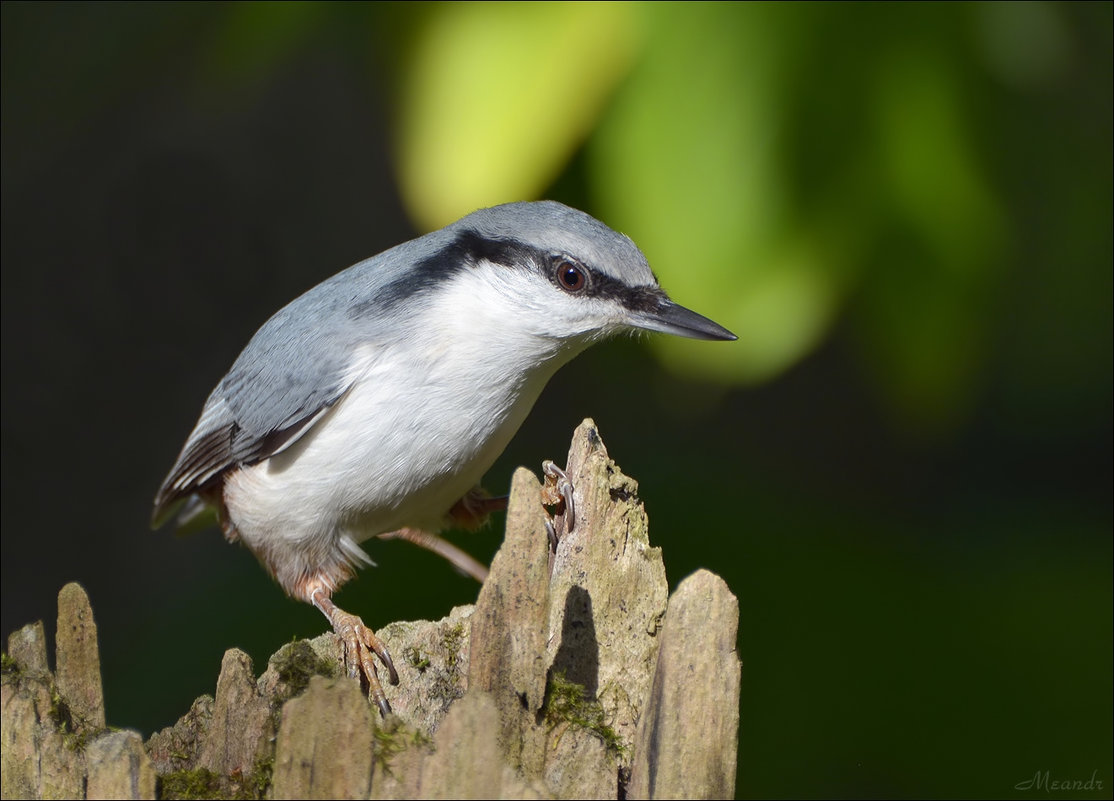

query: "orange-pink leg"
xmin=306 ymin=582 xmax=398 ymax=717
xmin=376 ymin=487 xmax=506 ymax=583
xmin=376 ymin=527 xmax=490 ymax=583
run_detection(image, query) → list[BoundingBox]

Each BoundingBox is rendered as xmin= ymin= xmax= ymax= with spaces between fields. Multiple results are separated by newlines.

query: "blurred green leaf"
xmin=590 ymin=4 xmax=848 ymax=383
xmin=396 ymin=1 xmax=640 ymax=230
xmin=856 ymin=43 xmax=1007 ymax=431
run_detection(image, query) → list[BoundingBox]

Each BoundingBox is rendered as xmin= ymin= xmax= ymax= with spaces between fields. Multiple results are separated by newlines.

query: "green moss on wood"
xmin=442 ymin=623 xmax=465 ymax=670
xmin=372 ymin=716 xmax=432 ymax=777
xmin=543 ymin=672 xmax=626 ymax=756
xmin=272 ymin=640 xmax=334 ymax=700
xmin=403 ymin=646 xmax=431 ymax=672
xmin=159 ymin=755 xmax=273 ymax=801
xmin=159 ymin=768 xmax=225 ymax=800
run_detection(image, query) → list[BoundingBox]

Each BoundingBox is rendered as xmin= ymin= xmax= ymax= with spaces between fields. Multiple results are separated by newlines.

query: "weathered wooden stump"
xmin=2 ymin=584 xmax=156 ymax=800
xmin=2 ymin=420 xmax=741 ymax=799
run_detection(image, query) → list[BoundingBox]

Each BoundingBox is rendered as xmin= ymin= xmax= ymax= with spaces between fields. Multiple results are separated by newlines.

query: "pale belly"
xmin=222 ymin=346 xmax=562 ymax=555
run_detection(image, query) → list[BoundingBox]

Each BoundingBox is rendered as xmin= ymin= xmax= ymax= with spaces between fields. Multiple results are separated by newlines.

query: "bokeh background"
xmin=2 ymin=3 xmax=1110 ymax=798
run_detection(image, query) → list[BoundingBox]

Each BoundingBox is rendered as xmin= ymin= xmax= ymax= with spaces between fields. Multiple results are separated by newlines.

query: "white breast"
xmin=223 ymin=266 xmax=589 ymax=562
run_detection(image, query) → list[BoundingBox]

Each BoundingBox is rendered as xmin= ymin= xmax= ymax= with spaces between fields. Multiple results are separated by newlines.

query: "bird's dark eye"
xmin=555 ymin=259 xmax=587 ymax=293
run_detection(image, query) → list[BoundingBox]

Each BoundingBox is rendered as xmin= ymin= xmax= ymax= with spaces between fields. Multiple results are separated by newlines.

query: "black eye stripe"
xmin=379 ymin=229 xmax=668 ymax=316
xmin=545 ymin=250 xmax=667 ymax=313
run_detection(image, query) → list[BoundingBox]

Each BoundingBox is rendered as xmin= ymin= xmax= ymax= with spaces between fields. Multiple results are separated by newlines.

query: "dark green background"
xmin=2 ymin=4 xmax=1110 ymax=798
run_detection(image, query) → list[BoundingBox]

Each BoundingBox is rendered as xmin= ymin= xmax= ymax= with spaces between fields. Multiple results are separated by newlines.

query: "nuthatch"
xmin=153 ymin=200 xmax=735 ymax=715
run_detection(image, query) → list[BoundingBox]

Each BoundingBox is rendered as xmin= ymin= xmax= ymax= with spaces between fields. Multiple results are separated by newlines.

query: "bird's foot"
xmin=541 ymin=460 xmax=575 ymax=551
xmin=310 ymin=589 xmax=399 ymax=717
xmin=447 ymin=486 xmax=508 ymax=530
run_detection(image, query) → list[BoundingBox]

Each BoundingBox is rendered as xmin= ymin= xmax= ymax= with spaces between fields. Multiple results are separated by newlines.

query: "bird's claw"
xmin=541 ymin=460 xmax=576 ymax=542
xmin=314 ymin=594 xmax=398 ymax=717
xmin=334 ymin=610 xmax=398 ymax=717
xmin=544 ymin=519 xmax=559 ymax=553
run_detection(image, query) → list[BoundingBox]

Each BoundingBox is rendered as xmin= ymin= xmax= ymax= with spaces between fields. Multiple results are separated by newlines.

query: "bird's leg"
xmin=375 ymin=487 xmax=504 ymax=583
xmin=305 ymin=581 xmax=399 ymax=717
xmin=376 ymin=527 xmax=490 ymax=583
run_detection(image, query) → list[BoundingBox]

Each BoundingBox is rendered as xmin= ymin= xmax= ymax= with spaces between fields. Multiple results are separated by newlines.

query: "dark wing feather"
xmin=150 ymin=229 xmax=457 ymax=529
xmin=151 ymin=289 xmax=364 ymax=528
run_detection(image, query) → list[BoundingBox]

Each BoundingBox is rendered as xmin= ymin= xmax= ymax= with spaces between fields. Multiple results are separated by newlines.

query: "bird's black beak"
xmin=631 ymin=298 xmax=737 ymax=341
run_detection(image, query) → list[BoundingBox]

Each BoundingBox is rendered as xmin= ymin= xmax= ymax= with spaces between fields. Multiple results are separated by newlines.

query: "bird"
xmin=152 ymin=200 xmax=736 ymax=715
